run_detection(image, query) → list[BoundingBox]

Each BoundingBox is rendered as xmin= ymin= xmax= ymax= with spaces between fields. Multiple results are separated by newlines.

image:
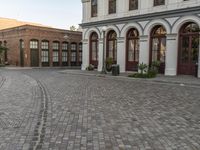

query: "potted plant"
xmin=86 ymin=64 xmax=94 ymax=71
xmin=106 ymin=57 xmax=113 ymax=72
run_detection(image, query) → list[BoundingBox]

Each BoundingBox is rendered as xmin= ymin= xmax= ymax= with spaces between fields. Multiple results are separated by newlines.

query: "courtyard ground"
xmin=0 ymin=68 xmax=200 ymax=150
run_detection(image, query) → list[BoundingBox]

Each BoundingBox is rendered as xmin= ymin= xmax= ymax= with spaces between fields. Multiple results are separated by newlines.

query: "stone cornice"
xmin=80 ymin=6 xmax=200 ymax=27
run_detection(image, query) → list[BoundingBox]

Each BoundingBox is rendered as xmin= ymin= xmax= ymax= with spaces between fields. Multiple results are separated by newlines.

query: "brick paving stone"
xmin=0 ymin=68 xmax=200 ymax=150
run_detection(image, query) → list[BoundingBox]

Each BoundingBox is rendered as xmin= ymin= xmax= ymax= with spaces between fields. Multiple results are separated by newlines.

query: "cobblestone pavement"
xmin=0 ymin=68 xmax=200 ymax=150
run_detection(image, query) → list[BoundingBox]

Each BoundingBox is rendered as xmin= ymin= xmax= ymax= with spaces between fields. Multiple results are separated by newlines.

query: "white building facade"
xmin=81 ymin=0 xmax=200 ymax=77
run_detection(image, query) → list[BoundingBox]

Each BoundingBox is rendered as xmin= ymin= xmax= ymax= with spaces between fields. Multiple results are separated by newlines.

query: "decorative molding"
xmin=80 ymin=6 xmax=200 ymax=28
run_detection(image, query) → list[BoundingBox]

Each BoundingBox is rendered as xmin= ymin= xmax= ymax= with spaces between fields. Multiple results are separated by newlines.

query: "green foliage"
xmin=129 ymin=61 xmax=160 ymax=78
xmin=138 ymin=62 xmax=148 ymax=74
xmin=106 ymin=57 xmax=113 ymax=72
xmin=69 ymin=25 xmax=77 ymax=31
xmin=86 ymin=64 xmax=94 ymax=71
xmin=151 ymin=61 xmax=160 ymax=73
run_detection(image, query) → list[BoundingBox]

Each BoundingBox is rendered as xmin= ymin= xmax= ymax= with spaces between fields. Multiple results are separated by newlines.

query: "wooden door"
xmin=31 ymin=49 xmax=39 ymax=67
xmin=178 ymin=35 xmax=199 ymax=75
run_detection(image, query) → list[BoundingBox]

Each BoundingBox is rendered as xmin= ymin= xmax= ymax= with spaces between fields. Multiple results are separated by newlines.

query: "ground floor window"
xmin=71 ymin=43 xmax=77 ymax=66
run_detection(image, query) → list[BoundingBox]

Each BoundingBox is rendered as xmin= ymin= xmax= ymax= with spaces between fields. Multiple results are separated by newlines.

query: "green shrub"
xmin=106 ymin=57 xmax=113 ymax=72
xmin=86 ymin=64 xmax=94 ymax=71
xmin=138 ymin=62 xmax=148 ymax=74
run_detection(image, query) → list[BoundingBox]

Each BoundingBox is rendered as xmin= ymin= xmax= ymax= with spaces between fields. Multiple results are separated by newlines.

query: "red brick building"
xmin=0 ymin=25 xmax=82 ymax=67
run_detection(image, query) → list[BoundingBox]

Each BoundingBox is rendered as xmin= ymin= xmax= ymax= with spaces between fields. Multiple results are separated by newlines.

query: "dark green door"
xmin=31 ymin=49 xmax=39 ymax=67
xmin=20 ymin=49 xmax=24 ymax=67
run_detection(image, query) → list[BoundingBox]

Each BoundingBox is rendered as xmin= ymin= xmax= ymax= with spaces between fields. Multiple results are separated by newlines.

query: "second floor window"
xmin=129 ymin=0 xmax=138 ymax=10
xmin=154 ymin=0 xmax=165 ymax=6
xmin=109 ymin=0 xmax=116 ymax=14
xmin=91 ymin=0 xmax=97 ymax=17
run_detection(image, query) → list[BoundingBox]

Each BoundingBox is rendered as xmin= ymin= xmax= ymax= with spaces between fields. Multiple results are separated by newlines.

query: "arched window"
xmin=178 ymin=22 xmax=199 ymax=75
xmin=52 ymin=41 xmax=60 ymax=66
xmin=129 ymin=0 xmax=138 ymax=10
xmin=90 ymin=32 xmax=98 ymax=67
xmin=150 ymin=25 xmax=166 ymax=74
xmin=30 ymin=40 xmax=39 ymax=67
xmin=70 ymin=43 xmax=77 ymax=66
xmin=91 ymin=0 xmax=97 ymax=17
xmin=107 ymin=30 xmax=117 ymax=63
xmin=109 ymin=0 xmax=116 ymax=14
xmin=126 ymin=28 xmax=139 ymax=71
xmin=41 ymin=40 xmax=49 ymax=66
xmin=62 ymin=42 xmax=68 ymax=66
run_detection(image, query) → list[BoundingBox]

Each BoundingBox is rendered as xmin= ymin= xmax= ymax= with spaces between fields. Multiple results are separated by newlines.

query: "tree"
xmin=0 ymin=45 xmax=8 ymax=65
xmin=69 ymin=25 xmax=77 ymax=31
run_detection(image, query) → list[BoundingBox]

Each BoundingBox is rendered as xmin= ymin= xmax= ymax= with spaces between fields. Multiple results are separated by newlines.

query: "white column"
xmin=117 ymin=37 xmax=126 ymax=72
xmin=165 ymin=34 xmax=178 ymax=76
xmin=139 ymin=35 xmax=149 ymax=66
xmin=98 ymin=39 xmax=103 ymax=71
xmin=81 ymin=39 xmax=89 ymax=70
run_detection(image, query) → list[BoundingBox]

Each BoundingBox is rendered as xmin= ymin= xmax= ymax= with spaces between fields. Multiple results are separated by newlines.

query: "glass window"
xmin=41 ymin=41 xmax=49 ymax=49
xmin=71 ymin=43 xmax=77 ymax=51
xmin=127 ymin=28 xmax=139 ymax=62
xmin=53 ymin=42 xmax=59 ymax=50
xmin=62 ymin=51 xmax=68 ymax=62
xmin=53 ymin=51 xmax=59 ymax=62
xmin=91 ymin=0 xmax=98 ymax=17
xmin=129 ymin=0 xmax=138 ymax=10
xmin=62 ymin=43 xmax=68 ymax=50
xmin=71 ymin=52 xmax=77 ymax=62
xmin=30 ymin=40 xmax=38 ymax=49
xmin=107 ymin=30 xmax=117 ymax=61
xmin=154 ymin=0 xmax=165 ymax=6
xmin=42 ymin=50 xmax=49 ymax=62
xmin=109 ymin=0 xmax=116 ymax=14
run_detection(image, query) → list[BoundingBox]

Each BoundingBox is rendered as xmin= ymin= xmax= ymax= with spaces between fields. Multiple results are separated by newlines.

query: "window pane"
xmin=152 ymin=38 xmax=159 ymax=61
xmin=53 ymin=42 xmax=59 ymax=50
xmin=62 ymin=51 xmax=68 ymax=62
xmin=181 ymin=37 xmax=189 ymax=63
xmin=160 ymin=38 xmax=166 ymax=63
xmin=42 ymin=41 xmax=49 ymax=49
xmin=53 ymin=51 xmax=59 ymax=62
xmin=30 ymin=41 xmax=38 ymax=49
xmin=42 ymin=50 xmax=49 ymax=62
xmin=71 ymin=52 xmax=77 ymax=62
xmin=129 ymin=0 xmax=138 ymax=10
xmin=128 ymin=40 xmax=134 ymax=61
xmin=62 ymin=43 xmax=68 ymax=50
xmin=91 ymin=0 xmax=97 ymax=17
xmin=109 ymin=0 xmax=116 ymax=14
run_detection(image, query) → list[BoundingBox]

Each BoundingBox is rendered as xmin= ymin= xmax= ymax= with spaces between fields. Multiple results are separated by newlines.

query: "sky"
xmin=0 ymin=0 xmax=82 ymax=30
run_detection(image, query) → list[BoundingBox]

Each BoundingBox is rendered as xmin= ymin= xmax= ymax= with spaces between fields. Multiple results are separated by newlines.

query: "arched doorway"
xmin=107 ymin=30 xmax=117 ymax=64
xmin=126 ymin=28 xmax=139 ymax=71
xmin=178 ymin=22 xmax=199 ymax=76
xmin=90 ymin=32 xmax=98 ymax=68
xmin=150 ymin=25 xmax=166 ymax=74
